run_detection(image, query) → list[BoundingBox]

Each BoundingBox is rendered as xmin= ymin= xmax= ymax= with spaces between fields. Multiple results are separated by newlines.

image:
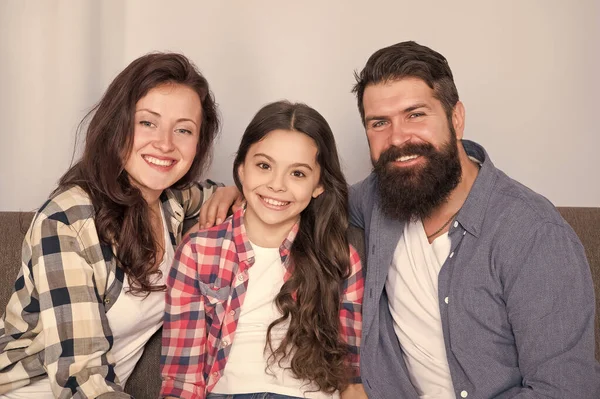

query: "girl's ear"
xmin=237 ymin=163 xmax=245 ymax=184
xmin=312 ymin=184 xmax=324 ymax=198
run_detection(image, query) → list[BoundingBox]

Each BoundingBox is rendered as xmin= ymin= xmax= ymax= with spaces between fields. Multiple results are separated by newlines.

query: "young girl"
xmin=0 ymin=53 xmax=230 ymax=398
xmin=161 ymin=101 xmax=365 ymax=399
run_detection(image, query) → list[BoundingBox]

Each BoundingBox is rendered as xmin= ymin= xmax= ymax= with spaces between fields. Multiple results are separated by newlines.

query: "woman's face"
xmin=124 ymin=83 xmax=201 ymax=204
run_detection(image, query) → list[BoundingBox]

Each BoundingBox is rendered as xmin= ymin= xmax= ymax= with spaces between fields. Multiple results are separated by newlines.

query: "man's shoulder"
xmin=349 ymin=174 xmax=378 ymax=206
xmin=492 ymin=170 xmax=565 ymax=226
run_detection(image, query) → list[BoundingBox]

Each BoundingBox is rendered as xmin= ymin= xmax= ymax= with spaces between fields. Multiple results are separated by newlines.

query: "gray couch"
xmin=1 ymin=209 xmax=598 ymax=398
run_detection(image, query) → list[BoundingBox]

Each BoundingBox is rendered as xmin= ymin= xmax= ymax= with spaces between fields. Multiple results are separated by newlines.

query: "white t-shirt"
xmin=1 ymin=205 xmax=173 ymax=398
xmin=385 ymin=219 xmax=455 ymax=399
xmin=212 ymin=242 xmax=338 ymax=399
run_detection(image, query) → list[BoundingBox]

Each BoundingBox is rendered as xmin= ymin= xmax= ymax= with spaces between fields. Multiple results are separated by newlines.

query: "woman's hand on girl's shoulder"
xmin=341 ymin=383 xmax=368 ymax=399
xmin=198 ymin=186 xmax=243 ymax=229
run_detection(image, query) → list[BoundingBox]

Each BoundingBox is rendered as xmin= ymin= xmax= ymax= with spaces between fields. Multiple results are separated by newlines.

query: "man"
xmin=350 ymin=41 xmax=600 ymax=398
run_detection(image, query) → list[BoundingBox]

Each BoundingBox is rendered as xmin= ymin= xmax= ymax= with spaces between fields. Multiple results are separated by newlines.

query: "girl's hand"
xmin=198 ymin=186 xmax=243 ymax=229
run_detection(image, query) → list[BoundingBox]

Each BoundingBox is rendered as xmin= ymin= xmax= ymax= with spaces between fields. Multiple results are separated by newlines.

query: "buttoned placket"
xmin=438 ymin=220 xmax=473 ymax=397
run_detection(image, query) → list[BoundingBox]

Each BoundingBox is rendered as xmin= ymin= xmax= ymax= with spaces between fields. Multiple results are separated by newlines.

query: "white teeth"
xmin=262 ymin=197 xmax=289 ymax=206
xmin=144 ymin=155 xmax=174 ymax=166
xmin=396 ymin=155 xmax=419 ymax=162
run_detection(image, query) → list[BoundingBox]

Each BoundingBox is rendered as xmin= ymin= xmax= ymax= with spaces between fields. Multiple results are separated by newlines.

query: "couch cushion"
xmin=557 ymin=207 xmax=600 ymax=361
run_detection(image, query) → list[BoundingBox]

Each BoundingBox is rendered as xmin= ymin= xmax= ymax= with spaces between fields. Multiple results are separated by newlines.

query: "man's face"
xmin=362 ymin=77 xmax=463 ymax=221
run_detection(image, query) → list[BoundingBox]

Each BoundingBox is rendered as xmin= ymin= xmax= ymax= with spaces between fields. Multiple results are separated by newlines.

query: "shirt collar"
xmin=230 ymin=206 xmax=299 ymax=265
xmin=455 ymin=140 xmax=499 ymax=238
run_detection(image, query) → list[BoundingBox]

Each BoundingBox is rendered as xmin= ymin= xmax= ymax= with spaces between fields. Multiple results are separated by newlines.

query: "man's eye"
xmin=372 ymin=120 xmax=386 ymax=128
xmin=409 ymin=112 xmax=424 ymax=118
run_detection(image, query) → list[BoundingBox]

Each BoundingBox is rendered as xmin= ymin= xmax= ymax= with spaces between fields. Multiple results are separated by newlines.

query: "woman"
xmin=0 ymin=52 xmax=226 ymax=398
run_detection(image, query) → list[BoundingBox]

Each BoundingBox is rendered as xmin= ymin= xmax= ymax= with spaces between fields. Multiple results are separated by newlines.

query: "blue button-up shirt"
xmin=350 ymin=140 xmax=600 ymax=398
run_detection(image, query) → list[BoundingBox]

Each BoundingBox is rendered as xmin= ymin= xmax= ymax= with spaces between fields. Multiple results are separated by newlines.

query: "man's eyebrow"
xmin=403 ymin=103 xmax=431 ymax=113
xmin=365 ymin=103 xmax=432 ymax=124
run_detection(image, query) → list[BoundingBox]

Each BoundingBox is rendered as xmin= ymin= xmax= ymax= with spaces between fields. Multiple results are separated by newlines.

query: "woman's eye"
xmin=140 ymin=120 xmax=154 ymax=127
xmin=176 ymin=128 xmax=193 ymax=135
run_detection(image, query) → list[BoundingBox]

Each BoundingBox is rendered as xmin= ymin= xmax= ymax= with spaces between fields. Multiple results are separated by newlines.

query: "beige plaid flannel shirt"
xmin=0 ymin=180 xmax=219 ymax=398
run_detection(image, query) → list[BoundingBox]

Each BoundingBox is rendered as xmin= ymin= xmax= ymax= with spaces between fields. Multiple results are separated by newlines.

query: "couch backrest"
xmin=1 ymin=208 xmax=599 ymax=397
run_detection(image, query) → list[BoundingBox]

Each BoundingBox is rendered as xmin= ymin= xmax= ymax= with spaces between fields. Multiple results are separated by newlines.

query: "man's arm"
xmin=502 ymin=222 xmax=600 ymax=398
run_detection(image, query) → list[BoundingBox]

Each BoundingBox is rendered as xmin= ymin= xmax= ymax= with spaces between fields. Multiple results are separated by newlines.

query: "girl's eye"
xmin=140 ymin=120 xmax=154 ymax=127
xmin=176 ymin=128 xmax=193 ymax=135
xmin=257 ymin=162 xmax=270 ymax=170
xmin=292 ymin=171 xmax=306 ymax=178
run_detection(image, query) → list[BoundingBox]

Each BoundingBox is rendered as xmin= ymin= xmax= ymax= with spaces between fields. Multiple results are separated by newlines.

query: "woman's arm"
xmin=26 ymin=215 xmax=130 ymax=398
xmin=160 ymin=236 xmax=208 ymax=399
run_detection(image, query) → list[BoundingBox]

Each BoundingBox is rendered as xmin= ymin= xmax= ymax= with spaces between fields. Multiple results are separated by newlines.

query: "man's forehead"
xmin=363 ymin=79 xmax=436 ymax=116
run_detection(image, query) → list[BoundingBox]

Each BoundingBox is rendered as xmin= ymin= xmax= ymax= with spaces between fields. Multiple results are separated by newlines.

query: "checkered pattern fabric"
xmin=160 ymin=207 xmax=364 ymax=399
xmin=0 ymin=181 xmax=219 ymax=398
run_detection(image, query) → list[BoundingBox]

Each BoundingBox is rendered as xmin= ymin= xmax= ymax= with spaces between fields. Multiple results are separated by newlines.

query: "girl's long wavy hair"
xmin=57 ymin=52 xmax=220 ymax=294
xmin=233 ymin=101 xmax=352 ymax=393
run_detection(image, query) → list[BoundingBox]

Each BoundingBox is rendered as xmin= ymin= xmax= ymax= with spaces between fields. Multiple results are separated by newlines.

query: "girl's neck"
xmin=243 ymin=208 xmax=298 ymax=248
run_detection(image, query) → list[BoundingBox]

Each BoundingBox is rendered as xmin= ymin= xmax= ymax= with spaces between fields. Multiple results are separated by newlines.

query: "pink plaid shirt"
xmin=160 ymin=208 xmax=364 ymax=399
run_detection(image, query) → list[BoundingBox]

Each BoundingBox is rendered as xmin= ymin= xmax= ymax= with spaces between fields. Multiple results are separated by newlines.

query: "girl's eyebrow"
xmin=253 ymin=152 xmax=313 ymax=171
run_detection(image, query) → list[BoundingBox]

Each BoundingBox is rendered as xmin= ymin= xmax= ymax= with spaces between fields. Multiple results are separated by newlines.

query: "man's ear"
xmin=452 ymin=101 xmax=466 ymax=140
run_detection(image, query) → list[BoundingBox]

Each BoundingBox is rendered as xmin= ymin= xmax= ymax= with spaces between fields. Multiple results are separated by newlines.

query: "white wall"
xmin=1 ymin=0 xmax=599 ymax=211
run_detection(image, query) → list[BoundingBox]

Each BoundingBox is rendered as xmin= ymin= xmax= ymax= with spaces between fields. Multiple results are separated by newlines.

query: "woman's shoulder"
xmin=34 ymin=185 xmax=95 ymax=228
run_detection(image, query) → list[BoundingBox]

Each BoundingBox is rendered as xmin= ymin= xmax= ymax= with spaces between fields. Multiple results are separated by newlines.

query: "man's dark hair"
xmin=352 ymin=41 xmax=459 ymax=123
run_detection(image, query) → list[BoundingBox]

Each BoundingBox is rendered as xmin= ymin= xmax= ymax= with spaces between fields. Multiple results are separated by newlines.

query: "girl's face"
xmin=238 ymin=129 xmax=324 ymax=243
xmin=124 ymin=83 xmax=201 ymax=204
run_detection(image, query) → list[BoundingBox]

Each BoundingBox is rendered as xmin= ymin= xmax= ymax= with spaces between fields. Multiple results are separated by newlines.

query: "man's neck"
xmin=423 ymin=149 xmax=479 ymax=241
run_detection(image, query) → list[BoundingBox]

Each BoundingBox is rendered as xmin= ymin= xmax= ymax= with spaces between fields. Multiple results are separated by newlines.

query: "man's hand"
xmin=199 ymin=186 xmax=243 ymax=229
xmin=341 ymin=383 xmax=368 ymax=399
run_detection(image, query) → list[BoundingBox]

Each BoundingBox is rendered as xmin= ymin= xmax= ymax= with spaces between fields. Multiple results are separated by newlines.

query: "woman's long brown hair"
xmin=233 ymin=101 xmax=352 ymax=393
xmin=57 ymin=53 xmax=220 ymax=294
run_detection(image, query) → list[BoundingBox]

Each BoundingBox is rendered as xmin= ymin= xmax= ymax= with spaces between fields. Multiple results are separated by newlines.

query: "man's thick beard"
xmin=373 ymin=133 xmax=462 ymax=222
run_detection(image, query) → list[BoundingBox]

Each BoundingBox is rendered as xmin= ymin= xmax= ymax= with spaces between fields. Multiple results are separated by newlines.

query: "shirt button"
xmin=229 ymin=310 xmax=236 ymax=316
xmin=453 ymin=221 xmax=458 ymax=228
xmin=104 ymin=298 xmax=110 ymax=304
xmin=449 ymin=251 xmax=454 ymax=258
xmin=237 ymin=274 xmax=244 ymax=281
xmin=460 ymin=390 xmax=468 ymax=398
xmin=212 ymin=371 xmax=219 ymax=377
xmin=221 ymin=340 xmax=229 ymax=347
xmin=444 ymin=297 xmax=449 ymax=304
